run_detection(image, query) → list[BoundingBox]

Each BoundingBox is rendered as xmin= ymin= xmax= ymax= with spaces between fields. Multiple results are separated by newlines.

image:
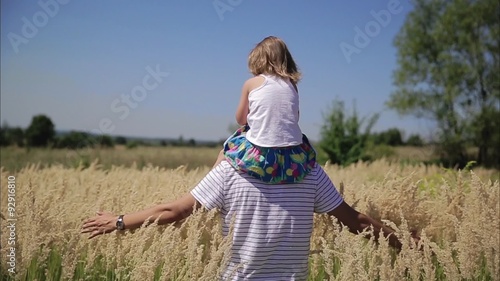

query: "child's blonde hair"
xmin=248 ymin=36 xmax=301 ymax=84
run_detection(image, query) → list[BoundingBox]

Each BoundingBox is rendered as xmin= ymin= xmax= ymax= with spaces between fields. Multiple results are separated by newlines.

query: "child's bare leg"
xmin=212 ymin=149 xmax=226 ymax=169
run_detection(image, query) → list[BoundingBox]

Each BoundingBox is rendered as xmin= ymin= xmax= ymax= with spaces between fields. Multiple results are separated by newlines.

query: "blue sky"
xmin=1 ymin=0 xmax=432 ymax=142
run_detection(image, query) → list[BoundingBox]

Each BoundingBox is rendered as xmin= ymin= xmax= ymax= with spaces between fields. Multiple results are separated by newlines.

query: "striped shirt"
xmin=191 ymin=161 xmax=343 ymax=281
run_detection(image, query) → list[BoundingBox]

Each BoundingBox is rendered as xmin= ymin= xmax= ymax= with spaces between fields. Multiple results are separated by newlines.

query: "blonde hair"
xmin=248 ymin=36 xmax=301 ymax=84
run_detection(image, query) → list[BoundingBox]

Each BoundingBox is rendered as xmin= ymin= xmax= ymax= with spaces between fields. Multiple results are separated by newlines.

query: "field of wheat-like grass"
xmin=0 ymin=160 xmax=498 ymax=280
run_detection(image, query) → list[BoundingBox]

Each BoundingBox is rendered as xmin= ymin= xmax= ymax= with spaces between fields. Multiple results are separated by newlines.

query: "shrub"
xmin=319 ymin=99 xmax=379 ymax=166
xmin=406 ymin=134 xmax=425 ymax=147
xmin=25 ymin=115 xmax=55 ymax=147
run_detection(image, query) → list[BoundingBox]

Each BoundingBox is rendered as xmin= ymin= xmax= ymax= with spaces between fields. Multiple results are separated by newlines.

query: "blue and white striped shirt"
xmin=191 ymin=161 xmax=343 ymax=280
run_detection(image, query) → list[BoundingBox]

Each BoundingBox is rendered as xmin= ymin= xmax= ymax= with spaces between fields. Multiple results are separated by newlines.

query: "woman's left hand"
xmin=81 ymin=211 xmax=118 ymax=239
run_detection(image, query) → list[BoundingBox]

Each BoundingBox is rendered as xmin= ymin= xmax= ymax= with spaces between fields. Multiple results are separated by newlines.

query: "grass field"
xmin=0 ymin=147 xmax=499 ymax=280
xmin=0 ymin=146 xmax=222 ymax=172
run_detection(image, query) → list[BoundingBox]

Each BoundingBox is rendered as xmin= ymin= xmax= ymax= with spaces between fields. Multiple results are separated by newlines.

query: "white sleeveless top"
xmin=246 ymin=74 xmax=303 ymax=147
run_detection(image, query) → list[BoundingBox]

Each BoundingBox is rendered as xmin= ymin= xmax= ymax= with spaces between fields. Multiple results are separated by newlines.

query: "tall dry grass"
xmin=0 ymin=160 xmax=498 ymax=280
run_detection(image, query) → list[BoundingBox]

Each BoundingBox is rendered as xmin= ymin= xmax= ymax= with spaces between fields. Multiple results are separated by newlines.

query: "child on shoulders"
xmin=218 ymin=36 xmax=316 ymax=184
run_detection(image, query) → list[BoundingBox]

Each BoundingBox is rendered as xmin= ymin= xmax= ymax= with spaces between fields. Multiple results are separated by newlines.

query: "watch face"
xmin=116 ymin=216 xmax=124 ymax=230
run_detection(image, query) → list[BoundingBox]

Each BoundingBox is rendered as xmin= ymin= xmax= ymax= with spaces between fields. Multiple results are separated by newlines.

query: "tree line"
xmin=0 ymin=115 xmax=206 ymax=149
xmin=0 ymin=115 xmax=114 ymax=149
xmin=1 ymin=112 xmax=424 ymax=150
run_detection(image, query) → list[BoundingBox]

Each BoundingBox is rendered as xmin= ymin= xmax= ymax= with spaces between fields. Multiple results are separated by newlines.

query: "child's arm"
xmin=235 ymin=76 xmax=265 ymax=125
xmin=235 ymin=80 xmax=250 ymax=126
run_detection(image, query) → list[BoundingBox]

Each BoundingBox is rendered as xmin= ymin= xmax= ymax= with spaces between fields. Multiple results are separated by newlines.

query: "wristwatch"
xmin=116 ymin=215 xmax=125 ymax=230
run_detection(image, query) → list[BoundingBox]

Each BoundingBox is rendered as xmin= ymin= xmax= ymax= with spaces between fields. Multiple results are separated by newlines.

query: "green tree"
xmin=97 ymin=135 xmax=114 ymax=148
xmin=372 ymin=128 xmax=404 ymax=146
xmin=54 ymin=131 xmax=94 ymax=149
xmin=5 ymin=127 xmax=25 ymax=147
xmin=187 ymin=138 xmax=196 ymax=147
xmin=0 ymin=123 xmax=24 ymax=147
xmin=406 ymin=134 xmax=425 ymax=147
xmin=172 ymin=135 xmax=185 ymax=147
xmin=25 ymin=115 xmax=55 ymax=147
xmin=387 ymin=0 xmax=500 ymax=167
xmin=319 ymin=100 xmax=379 ymax=166
xmin=115 ymin=136 xmax=127 ymax=145
xmin=126 ymin=141 xmax=139 ymax=149
xmin=0 ymin=122 xmax=9 ymax=146
xmin=0 ymin=127 xmax=6 ymax=146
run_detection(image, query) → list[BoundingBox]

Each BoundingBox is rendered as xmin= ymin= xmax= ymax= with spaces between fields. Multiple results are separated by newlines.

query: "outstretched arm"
xmin=327 ymin=201 xmax=414 ymax=250
xmin=81 ymin=193 xmax=200 ymax=239
xmin=314 ymin=166 xmax=417 ymax=250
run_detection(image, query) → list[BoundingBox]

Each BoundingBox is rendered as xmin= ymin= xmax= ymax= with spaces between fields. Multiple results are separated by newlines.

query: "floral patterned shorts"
xmin=223 ymin=125 xmax=317 ymax=184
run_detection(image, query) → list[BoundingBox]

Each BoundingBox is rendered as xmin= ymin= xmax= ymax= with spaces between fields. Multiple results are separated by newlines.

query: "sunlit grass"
xmin=0 ymin=148 xmax=498 ymax=280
